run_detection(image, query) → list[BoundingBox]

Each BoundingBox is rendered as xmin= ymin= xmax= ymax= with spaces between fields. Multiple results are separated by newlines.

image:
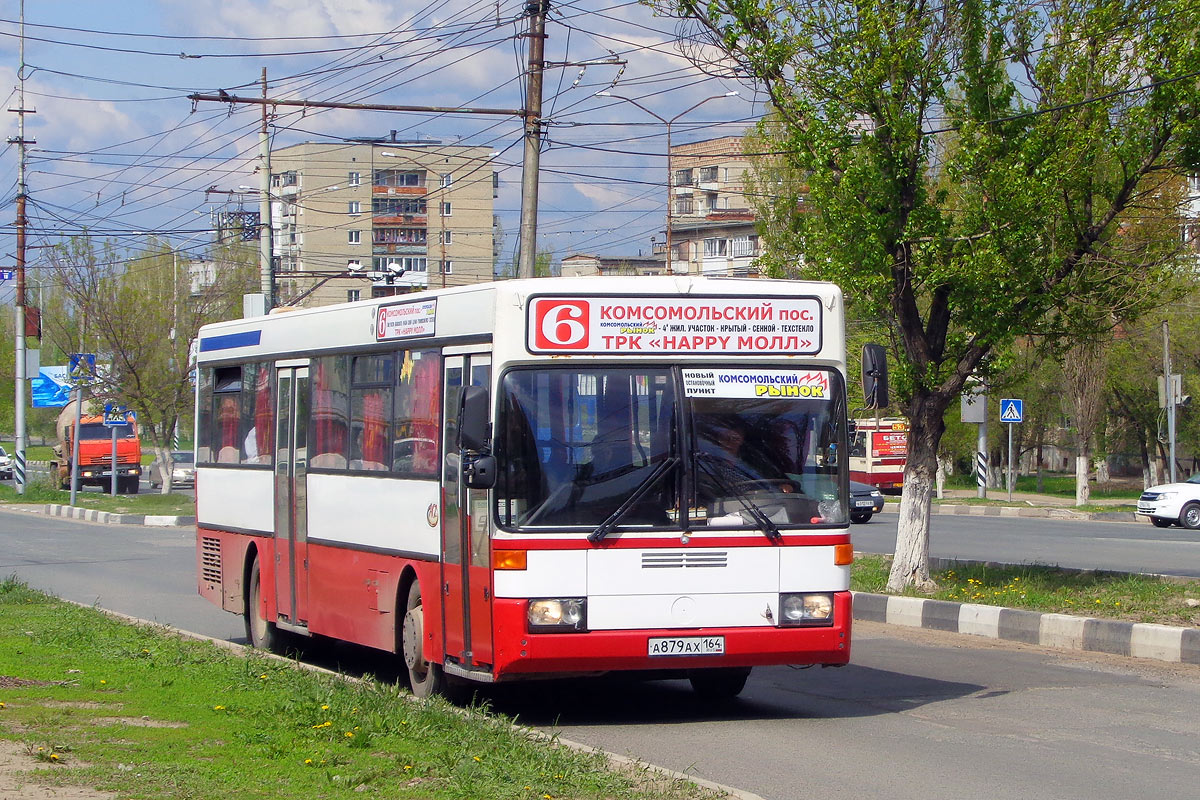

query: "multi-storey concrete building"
xmin=269 ymin=139 xmax=498 ymax=307
xmin=662 ymin=136 xmax=762 ymax=276
xmin=560 ymin=253 xmax=666 ymax=276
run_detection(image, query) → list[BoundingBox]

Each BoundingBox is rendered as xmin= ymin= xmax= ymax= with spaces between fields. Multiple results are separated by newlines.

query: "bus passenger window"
xmin=310 ymin=356 xmax=350 ymax=469
xmin=392 ymin=349 xmax=440 ymax=477
xmin=211 ymin=366 xmax=242 ymax=464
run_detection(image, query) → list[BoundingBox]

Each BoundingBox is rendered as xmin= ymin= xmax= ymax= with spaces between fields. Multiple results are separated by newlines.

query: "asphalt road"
xmin=0 ymin=509 xmax=1198 ymax=800
xmin=851 ymin=510 xmax=1200 ymax=577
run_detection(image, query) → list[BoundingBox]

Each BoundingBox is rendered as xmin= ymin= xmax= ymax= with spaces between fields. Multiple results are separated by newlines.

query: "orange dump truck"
xmin=49 ymin=402 xmax=143 ymax=493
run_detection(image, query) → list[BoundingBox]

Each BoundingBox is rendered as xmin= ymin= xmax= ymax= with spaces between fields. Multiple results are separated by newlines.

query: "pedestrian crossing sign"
xmin=1000 ymin=398 xmax=1023 ymax=423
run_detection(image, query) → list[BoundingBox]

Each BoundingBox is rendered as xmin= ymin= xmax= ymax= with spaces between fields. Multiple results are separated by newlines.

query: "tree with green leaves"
xmin=45 ymin=234 xmax=256 ymax=492
xmin=654 ymin=0 xmax=1200 ymax=589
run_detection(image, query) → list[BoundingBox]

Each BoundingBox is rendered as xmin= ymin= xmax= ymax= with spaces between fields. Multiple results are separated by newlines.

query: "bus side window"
xmin=310 ymin=356 xmax=350 ymax=469
xmin=850 ymin=431 xmax=867 ymax=458
xmin=212 ymin=366 xmax=242 ymax=464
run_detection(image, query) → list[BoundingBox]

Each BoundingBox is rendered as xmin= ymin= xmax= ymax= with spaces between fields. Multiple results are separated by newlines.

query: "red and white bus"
xmin=194 ymin=276 xmax=878 ymax=699
xmin=849 ymin=417 xmax=908 ymax=492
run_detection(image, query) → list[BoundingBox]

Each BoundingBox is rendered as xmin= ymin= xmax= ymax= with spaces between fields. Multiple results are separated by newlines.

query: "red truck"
xmin=50 ymin=403 xmax=143 ymax=493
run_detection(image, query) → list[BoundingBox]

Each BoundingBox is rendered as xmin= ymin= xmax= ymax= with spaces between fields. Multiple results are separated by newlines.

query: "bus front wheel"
xmin=245 ymin=556 xmax=281 ymax=652
xmin=402 ymin=581 xmax=449 ymax=699
xmin=688 ymin=667 xmax=751 ymax=700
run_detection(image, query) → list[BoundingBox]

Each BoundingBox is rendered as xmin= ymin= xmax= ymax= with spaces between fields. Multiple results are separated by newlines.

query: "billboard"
xmin=30 ymin=365 xmax=72 ymax=407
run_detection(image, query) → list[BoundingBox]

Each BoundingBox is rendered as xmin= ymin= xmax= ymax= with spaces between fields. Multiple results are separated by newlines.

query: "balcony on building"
xmin=698 ymin=166 xmax=720 ymax=191
xmin=373 ymin=169 xmax=427 ymax=196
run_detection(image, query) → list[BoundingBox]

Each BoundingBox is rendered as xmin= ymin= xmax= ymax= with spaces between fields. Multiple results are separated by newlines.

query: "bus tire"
xmin=245 ymin=556 xmax=281 ymax=652
xmin=402 ymin=580 xmax=449 ymax=699
xmin=688 ymin=667 xmax=751 ymax=700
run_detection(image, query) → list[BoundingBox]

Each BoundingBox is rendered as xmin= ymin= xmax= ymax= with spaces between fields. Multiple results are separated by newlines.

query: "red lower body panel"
xmin=490 ymin=591 xmax=852 ymax=678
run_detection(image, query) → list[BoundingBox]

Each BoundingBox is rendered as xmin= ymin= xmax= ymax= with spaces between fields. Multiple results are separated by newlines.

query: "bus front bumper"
xmin=490 ymin=591 xmax=852 ymax=678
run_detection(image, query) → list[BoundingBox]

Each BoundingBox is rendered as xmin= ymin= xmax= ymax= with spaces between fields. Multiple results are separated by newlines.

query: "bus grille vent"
xmin=641 ymin=551 xmax=727 ymax=569
xmin=201 ymin=537 xmax=222 ymax=585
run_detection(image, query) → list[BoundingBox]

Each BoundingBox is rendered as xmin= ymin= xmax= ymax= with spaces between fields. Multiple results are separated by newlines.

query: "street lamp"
xmin=596 ymin=90 xmax=738 ymax=274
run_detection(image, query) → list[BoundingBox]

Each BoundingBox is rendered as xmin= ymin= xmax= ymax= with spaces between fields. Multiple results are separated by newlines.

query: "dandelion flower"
xmin=321 ymin=704 xmax=329 ymax=711
xmin=213 ymin=705 xmax=226 ymax=711
xmin=473 ymin=756 xmax=481 ymax=762
xmin=100 ymin=680 xmax=107 ymax=685
xmin=0 ymin=702 xmax=6 ymax=709
xmin=260 ymin=674 xmax=268 ymax=680
xmin=305 ymin=758 xmax=313 ymax=765
xmin=404 ymin=765 xmax=413 ymax=771
xmin=49 ymin=754 xmax=60 ymax=762
xmin=344 ymin=731 xmax=354 ymax=738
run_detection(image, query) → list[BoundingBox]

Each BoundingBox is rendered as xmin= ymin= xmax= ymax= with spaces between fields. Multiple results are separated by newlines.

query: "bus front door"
xmin=441 ymin=353 xmax=492 ymax=671
xmin=273 ymin=364 xmax=310 ymax=630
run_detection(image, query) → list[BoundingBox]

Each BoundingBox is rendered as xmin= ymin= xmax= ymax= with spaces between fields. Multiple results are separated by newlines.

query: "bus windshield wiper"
xmin=694 ymin=453 xmax=782 ymax=542
xmin=588 ymin=456 xmax=680 ymax=544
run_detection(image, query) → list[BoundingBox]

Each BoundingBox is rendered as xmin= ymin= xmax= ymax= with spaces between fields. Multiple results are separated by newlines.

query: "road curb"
xmin=852 ymin=591 xmax=1200 ymax=665
xmin=30 ymin=503 xmax=194 ymax=527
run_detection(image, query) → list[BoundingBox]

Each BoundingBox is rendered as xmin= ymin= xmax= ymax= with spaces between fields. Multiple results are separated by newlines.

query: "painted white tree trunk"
xmin=1075 ymin=454 xmax=1091 ymax=506
xmin=887 ymin=462 xmax=935 ymax=592
xmin=935 ymin=455 xmax=951 ymax=499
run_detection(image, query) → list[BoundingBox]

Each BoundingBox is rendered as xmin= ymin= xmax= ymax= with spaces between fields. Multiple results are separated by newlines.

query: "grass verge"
xmin=943 ymin=472 xmax=1144 ymax=500
xmin=851 ymin=553 xmax=1200 ymax=628
xmin=0 ymin=479 xmax=194 ymax=516
xmin=0 ymin=577 xmax=716 ymax=800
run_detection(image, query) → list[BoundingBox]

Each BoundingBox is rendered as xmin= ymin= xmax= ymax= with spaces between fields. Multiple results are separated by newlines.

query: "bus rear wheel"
xmin=688 ymin=667 xmax=751 ymax=699
xmin=402 ymin=581 xmax=450 ymax=699
xmin=245 ymin=556 xmax=281 ymax=652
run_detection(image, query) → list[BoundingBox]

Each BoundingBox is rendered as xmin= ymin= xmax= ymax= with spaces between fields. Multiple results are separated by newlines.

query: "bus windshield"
xmin=495 ymin=366 xmax=847 ymax=531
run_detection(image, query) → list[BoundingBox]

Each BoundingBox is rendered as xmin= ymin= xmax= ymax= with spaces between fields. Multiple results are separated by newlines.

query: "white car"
xmin=1137 ymin=474 xmax=1200 ymax=529
xmin=0 ymin=446 xmax=12 ymax=480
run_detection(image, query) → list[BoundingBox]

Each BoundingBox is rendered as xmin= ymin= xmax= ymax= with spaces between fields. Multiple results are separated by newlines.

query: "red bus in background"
xmin=850 ymin=417 xmax=907 ymax=493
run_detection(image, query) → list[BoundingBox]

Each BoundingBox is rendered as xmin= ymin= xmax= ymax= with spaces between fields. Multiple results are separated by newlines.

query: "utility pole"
xmin=1164 ymin=320 xmax=1176 ymax=483
xmin=9 ymin=0 xmax=35 ymax=494
xmin=259 ymin=69 xmax=274 ymax=311
xmin=517 ymin=0 xmax=549 ymax=278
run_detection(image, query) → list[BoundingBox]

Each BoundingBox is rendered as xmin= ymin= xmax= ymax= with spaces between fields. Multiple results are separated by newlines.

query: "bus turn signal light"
xmin=834 ymin=543 xmax=854 ymax=565
xmin=493 ymin=549 xmax=527 ymax=570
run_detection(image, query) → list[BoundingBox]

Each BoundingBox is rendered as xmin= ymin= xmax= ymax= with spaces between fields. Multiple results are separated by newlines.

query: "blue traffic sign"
xmin=68 ymin=353 xmax=96 ymax=384
xmin=103 ymin=403 xmax=132 ymax=426
xmin=1000 ymin=398 xmax=1024 ymax=423
xmin=0 ymin=269 xmax=14 ymax=282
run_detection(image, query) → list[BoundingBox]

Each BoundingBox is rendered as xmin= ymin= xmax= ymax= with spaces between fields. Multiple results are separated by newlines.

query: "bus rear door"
xmin=273 ymin=363 xmax=310 ymax=630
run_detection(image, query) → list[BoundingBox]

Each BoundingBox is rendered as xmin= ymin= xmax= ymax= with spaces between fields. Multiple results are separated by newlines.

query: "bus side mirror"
xmin=459 ymin=385 xmax=491 ymax=452
xmin=862 ymin=344 xmax=889 ymax=409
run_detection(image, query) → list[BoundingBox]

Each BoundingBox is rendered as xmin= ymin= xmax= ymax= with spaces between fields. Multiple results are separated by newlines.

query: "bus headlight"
xmin=779 ymin=593 xmax=834 ymax=626
xmin=527 ymin=598 xmax=587 ymax=632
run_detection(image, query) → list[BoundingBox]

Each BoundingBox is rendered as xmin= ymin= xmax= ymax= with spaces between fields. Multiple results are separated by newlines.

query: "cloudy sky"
xmin=0 ymin=0 xmax=766 ymax=299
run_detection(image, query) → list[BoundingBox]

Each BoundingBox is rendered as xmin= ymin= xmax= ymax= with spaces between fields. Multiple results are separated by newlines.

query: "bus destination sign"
xmin=527 ymin=295 xmax=823 ymax=355
xmin=376 ymin=299 xmax=437 ymax=342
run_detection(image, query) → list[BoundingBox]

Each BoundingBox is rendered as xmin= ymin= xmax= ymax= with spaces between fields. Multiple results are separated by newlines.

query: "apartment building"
xmin=663 ymin=136 xmax=762 ymax=276
xmin=269 ymin=139 xmax=498 ymax=307
xmin=560 ymin=253 xmax=666 ymax=276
